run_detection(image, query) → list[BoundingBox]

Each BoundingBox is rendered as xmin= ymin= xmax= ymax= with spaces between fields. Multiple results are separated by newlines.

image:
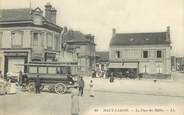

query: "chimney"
xmin=45 ymin=2 xmax=57 ymax=24
xmin=112 ymin=28 xmax=116 ymax=38
xmin=50 ymin=7 xmax=57 ymax=24
xmin=166 ymin=26 xmax=170 ymax=42
xmin=112 ymin=28 xmax=116 ymax=34
xmin=63 ymin=26 xmax=68 ymax=33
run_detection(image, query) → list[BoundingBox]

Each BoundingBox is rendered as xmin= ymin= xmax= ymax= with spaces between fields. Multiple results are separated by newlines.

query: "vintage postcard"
xmin=0 ymin=0 xmax=183 ymax=115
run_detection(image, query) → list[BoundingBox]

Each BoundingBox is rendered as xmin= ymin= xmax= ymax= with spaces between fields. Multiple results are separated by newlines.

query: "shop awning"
xmin=108 ymin=62 xmax=138 ymax=69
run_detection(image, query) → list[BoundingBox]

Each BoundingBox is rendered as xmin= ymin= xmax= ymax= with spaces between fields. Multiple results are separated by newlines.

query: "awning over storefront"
xmin=108 ymin=62 xmax=138 ymax=69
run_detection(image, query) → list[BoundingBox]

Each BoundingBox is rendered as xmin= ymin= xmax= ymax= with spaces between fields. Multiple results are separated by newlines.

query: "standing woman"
xmin=89 ymin=80 xmax=94 ymax=97
xmin=0 ymin=70 xmax=3 ymax=80
xmin=71 ymin=86 xmax=80 ymax=115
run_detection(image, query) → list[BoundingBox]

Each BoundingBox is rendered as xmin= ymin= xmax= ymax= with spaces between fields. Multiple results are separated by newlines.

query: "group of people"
xmin=0 ymin=70 xmax=19 ymax=95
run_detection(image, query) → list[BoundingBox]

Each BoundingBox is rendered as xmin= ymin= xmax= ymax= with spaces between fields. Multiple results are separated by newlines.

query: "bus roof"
xmin=16 ymin=62 xmax=78 ymax=67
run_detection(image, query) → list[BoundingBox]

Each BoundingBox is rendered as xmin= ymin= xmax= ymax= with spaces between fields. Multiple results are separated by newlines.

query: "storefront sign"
xmin=4 ymin=52 xmax=28 ymax=57
xmin=109 ymin=62 xmax=138 ymax=68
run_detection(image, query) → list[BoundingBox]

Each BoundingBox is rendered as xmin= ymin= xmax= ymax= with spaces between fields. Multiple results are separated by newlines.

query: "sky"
xmin=1 ymin=0 xmax=184 ymax=56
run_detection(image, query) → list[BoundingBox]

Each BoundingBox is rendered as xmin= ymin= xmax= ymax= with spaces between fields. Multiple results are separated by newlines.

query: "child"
xmin=89 ymin=80 xmax=94 ymax=97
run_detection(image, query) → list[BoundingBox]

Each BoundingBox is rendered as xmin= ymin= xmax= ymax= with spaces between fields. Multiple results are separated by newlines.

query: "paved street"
xmin=0 ymin=72 xmax=184 ymax=115
xmin=0 ymin=88 xmax=184 ymax=115
xmin=83 ymin=72 xmax=184 ymax=97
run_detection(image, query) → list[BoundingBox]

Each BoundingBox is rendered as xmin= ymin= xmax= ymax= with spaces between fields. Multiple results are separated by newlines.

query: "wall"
xmin=59 ymin=49 xmax=77 ymax=63
xmin=109 ymin=44 xmax=171 ymax=74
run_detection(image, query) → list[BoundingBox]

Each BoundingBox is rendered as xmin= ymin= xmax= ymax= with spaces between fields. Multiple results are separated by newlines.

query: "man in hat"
xmin=35 ymin=75 xmax=41 ymax=94
xmin=78 ymin=76 xmax=84 ymax=96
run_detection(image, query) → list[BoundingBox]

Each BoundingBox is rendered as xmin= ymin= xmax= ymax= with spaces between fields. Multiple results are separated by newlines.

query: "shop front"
xmin=108 ymin=61 xmax=139 ymax=78
xmin=4 ymin=52 xmax=28 ymax=76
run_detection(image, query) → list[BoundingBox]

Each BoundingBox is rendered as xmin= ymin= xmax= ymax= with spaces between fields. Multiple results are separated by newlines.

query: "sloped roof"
xmin=0 ymin=8 xmax=62 ymax=32
xmin=96 ymin=51 xmax=109 ymax=62
xmin=110 ymin=32 xmax=171 ymax=46
xmin=0 ymin=8 xmax=33 ymax=22
xmin=62 ymin=30 xmax=90 ymax=43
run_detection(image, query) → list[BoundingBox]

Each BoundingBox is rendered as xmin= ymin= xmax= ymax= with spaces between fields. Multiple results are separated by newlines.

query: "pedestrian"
xmin=89 ymin=80 xmax=94 ymax=97
xmin=78 ymin=76 xmax=84 ymax=96
xmin=35 ymin=75 xmax=41 ymax=94
xmin=18 ymin=71 xmax=23 ymax=86
xmin=109 ymin=72 xmax=114 ymax=83
xmin=92 ymin=70 xmax=96 ymax=78
xmin=71 ymin=86 xmax=80 ymax=115
xmin=126 ymin=70 xmax=129 ymax=79
xmin=0 ymin=70 xmax=3 ymax=80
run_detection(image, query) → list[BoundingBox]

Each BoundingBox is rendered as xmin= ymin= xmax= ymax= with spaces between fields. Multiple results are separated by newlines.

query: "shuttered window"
xmin=11 ymin=31 xmax=23 ymax=48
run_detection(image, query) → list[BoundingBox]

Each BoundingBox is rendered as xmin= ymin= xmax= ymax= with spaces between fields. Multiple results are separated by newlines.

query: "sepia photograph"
xmin=0 ymin=0 xmax=184 ymax=115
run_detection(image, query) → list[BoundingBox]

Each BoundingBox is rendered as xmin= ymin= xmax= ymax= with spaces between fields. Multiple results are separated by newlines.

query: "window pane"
xmin=48 ymin=67 xmax=56 ymax=74
xmin=143 ymin=51 xmax=148 ymax=58
xmin=55 ymin=36 xmax=60 ymax=50
xmin=29 ymin=67 xmax=37 ymax=73
xmin=38 ymin=67 xmax=47 ymax=74
xmin=157 ymin=51 xmax=162 ymax=58
xmin=116 ymin=51 xmax=120 ymax=58
xmin=47 ymin=33 xmax=53 ymax=49
xmin=11 ymin=31 xmax=23 ymax=47
xmin=33 ymin=33 xmax=38 ymax=46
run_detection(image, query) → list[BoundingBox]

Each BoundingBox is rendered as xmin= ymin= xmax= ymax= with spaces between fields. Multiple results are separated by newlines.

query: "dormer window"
xmin=33 ymin=15 xmax=42 ymax=25
xmin=32 ymin=8 xmax=43 ymax=25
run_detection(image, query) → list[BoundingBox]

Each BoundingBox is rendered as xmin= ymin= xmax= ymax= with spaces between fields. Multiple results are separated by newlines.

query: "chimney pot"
xmin=167 ymin=26 xmax=170 ymax=32
xmin=166 ymin=26 xmax=170 ymax=42
xmin=112 ymin=28 xmax=116 ymax=34
xmin=64 ymin=27 xmax=68 ymax=33
xmin=45 ymin=3 xmax=57 ymax=24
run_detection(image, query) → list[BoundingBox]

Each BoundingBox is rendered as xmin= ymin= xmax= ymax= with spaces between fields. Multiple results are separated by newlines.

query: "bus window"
xmin=48 ymin=67 xmax=57 ymax=74
xmin=60 ymin=66 xmax=71 ymax=74
xmin=29 ymin=66 xmax=37 ymax=73
xmin=38 ymin=67 xmax=47 ymax=74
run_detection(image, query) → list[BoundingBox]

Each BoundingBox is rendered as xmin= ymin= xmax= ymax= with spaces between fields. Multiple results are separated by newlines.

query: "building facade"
xmin=62 ymin=29 xmax=96 ymax=75
xmin=176 ymin=57 xmax=184 ymax=71
xmin=95 ymin=51 xmax=109 ymax=77
xmin=0 ymin=3 xmax=77 ymax=76
xmin=109 ymin=27 xmax=171 ymax=78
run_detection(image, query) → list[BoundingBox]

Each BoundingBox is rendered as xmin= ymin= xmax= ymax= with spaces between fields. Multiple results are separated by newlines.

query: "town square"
xmin=0 ymin=0 xmax=184 ymax=115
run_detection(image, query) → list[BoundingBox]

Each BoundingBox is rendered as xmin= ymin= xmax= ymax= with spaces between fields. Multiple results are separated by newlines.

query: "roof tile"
xmin=110 ymin=32 xmax=171 ymax=46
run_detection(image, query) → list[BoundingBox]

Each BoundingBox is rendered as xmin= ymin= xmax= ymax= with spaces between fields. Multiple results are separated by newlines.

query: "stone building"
xmin=0 ymin=3 xmax=77 ymax=76
xmin=62 ymin=29 xmax=96 ymax=75
xmin=109 ymin=27 xmax=171 ymax=78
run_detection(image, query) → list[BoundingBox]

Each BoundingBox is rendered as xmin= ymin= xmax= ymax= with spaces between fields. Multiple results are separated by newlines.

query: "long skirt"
xmin=89 ymin=86 xmax=94 ymax=97
xmin=8 ymin=83 xmax=16 ymax=94
xmin=71 ymin=95 xmax=79 ymax=114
